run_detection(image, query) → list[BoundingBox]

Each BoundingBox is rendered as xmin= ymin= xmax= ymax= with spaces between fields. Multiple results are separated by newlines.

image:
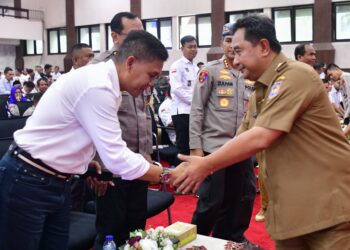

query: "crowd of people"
xmin=0 ymin=11 xmax=349 ymax=250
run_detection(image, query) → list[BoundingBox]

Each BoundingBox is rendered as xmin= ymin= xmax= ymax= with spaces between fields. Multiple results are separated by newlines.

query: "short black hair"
xmin=294 ymin=43 xmax=310 ymax=60
xmin=231 ymin=15 xmax=281 ymax=53
xmin=4 ymin=67 xmax=13 ymax=74
xmin=110 ymin=12 xmax=138 ymax=34
xmin=326 ymin=63 xmax=341 ymax=73
xmin=70 ymin=43 xmax=91 ymax=57
xmin=180 ymin=35 xmax=196 ymax=47
xmin=115 ymin=30 xmax=168 ymax=64
xmin=23 ymin=81 xmax=35 ymax=88
xmin=36 ymin=78 xmax=48 ymax=86
xmin=44 ymin=64 xmax=52 ymax=70
xmin=12 ymin=80 xmax=21 ymax=87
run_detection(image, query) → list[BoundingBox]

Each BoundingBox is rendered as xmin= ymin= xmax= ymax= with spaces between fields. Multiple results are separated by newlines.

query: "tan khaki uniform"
xmin=239 ymin=53 xmax=350 ymax=240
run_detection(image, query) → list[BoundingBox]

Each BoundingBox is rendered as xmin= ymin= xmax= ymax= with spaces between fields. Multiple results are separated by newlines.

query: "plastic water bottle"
xmin=103 ymin=235 xmax=117 ymax=250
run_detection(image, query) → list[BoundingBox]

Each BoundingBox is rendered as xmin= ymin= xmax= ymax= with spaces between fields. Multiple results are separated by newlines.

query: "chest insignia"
xmin=268 ymin=82 xmax=282 ymax=100
xmin=220 ymin=70 xmax=230 ymax=75
xmin=219 ymin=75 xmax=232 ymax=80
xmin=219 ymin=98 xmax=230 ymax=107
xmin=185 ymin=67 xmax=189 ymax=72
xmin=198 ymin=70 xmax=209 ymax=84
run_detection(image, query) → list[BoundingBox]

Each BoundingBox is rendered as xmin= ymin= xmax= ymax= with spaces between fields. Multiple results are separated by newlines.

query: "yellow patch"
xmin=276 ymin=75 xmax=285 ymax=81
xmin=219 ymin=75 xmax=232 ymax=80
xmin=219 ymin=70 xmax=230 ymax=75
xmin=219 ymin=98 xmax=230 ymax=107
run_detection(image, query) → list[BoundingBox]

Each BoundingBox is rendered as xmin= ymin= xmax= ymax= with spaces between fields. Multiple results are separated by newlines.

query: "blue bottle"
xmin=103 ymin=235 xmax=117 ymax=250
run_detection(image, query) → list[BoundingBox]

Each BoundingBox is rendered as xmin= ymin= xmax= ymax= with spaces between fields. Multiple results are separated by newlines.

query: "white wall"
xmin=225 ymin=0 xmax=313 ymax=11
xmin=75 ymin=0 xmax=130 ymax=26
xmin=142 ymin=0 xmax=211 ymax=19
xmin=0 ymin=16 xmax=42 ymax=40
xmin=0 ymin=44 xmax=16 ymax=72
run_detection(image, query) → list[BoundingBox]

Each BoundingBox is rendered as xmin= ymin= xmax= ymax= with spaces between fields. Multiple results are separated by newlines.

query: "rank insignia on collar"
xmin=199 ymin=70 xmax=209 ymax=84
xmin=268 ymin=82 xmax=281 ymax=100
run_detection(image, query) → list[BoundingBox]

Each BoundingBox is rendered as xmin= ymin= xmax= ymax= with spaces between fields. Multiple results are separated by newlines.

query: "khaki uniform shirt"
xmin=239 ymin=53 xmax=350 ymax=240
xmin=92 ymin=47 xmax=153 ymax=172
xmin=190 ymin=58 xmax=245 ymax=153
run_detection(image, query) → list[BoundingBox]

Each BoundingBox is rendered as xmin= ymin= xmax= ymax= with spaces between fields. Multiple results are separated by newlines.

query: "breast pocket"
xmin=215 ymin=87 xmax=235 ymax=111
xmin=119 ymin=92 xmax=131 ymax=112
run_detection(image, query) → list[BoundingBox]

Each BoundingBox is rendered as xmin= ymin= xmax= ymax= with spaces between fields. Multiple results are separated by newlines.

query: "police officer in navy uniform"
xmin=189 ymin=23 xmax=257 ymax=247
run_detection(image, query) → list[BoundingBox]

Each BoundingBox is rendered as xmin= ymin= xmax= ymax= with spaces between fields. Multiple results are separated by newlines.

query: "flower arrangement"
xmin=122 ymin=226 xmax=178 ymax=250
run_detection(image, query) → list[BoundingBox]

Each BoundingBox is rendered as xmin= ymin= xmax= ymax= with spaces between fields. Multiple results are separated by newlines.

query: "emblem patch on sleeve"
xmin=198 ymin=70 xmax=209 ymax=83
xmin=268 ymin=82 xmax=281 ymax=99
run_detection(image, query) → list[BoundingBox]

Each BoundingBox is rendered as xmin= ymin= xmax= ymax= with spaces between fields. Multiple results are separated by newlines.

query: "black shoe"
xmin=239 ymin=238 xmax=261 ymax=249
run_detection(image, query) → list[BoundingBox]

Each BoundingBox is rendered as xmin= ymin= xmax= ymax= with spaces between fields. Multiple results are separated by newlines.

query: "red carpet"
xmin=146 ymin=193 xmax=274 ymax=250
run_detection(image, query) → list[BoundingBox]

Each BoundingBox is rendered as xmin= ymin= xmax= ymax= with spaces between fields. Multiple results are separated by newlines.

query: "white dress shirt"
xmin=158 ymin=97 xmax=176 ymax=144
xmin=328 ymin=85 xmax=342 ymax=108
xmin=169 ymin=56 xmax=198 ymax=115
xmin=51 ymin=72 xmax=62 ymax=81
xmin=14 ymin=60 xmax=150 ymax=180
xmin=0 ymin=78 xmax=13 ymax=94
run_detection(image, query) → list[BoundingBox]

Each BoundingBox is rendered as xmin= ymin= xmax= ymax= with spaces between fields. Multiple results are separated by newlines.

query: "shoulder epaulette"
xmin=275 ymin=61 xmax=288 ymax=73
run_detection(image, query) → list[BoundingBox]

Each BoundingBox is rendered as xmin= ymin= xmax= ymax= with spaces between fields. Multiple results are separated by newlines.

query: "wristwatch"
xmin=160 ymin=167 xmax=171 ymax=184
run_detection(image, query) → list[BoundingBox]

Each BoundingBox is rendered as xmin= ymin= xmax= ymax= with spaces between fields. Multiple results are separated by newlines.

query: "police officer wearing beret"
xmin=189 ymin=23 xmax=257 ymax=247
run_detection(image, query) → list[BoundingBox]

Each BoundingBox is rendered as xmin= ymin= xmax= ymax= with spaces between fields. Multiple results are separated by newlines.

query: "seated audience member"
xmin=23 ymin=81 xmax=36 ymax=95
xmin=36 ymin=78 xmax=49 ymax=93
xmin=26 ymin=68 xmax=35 ymax=81
xmin=158 ymin=90 xmax=176 ymax=145
xmin=22 ymin=92 xmax=43 ymax=116
xmin=34 ymin=65 xmax=44 ymax=83
xmin=20 ymin=69 xmax=31 ymax=83
xmin=44 ymin=64 xmax=53 ymax=79
xmin=12 ymin=80 xmax=21 ymax=88
xmin=294 ymin=43 xmax=316 ymax=66
xmin=329 ymin=80 xmax=344 ymax=118
xmin=7 ymin=85 xmax=30 ymax=117
xmin=0 ymin=67 xmax=15 ymax=94
xmin=51 ymin=66 xmax=62 ymax=81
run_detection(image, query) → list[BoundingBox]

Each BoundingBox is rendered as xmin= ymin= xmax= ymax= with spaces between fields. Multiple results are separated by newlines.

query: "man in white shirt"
xmin=70 ymin=43 xmax=95 ymax=71
xmin=0 ymin=67 xmax=14 ymax=94
xmin=328 ymin=80 xmax=344 ymax=118
xmin=169 ymin=35 xmax=198 ymax=156
xmin=51 ymin=66 xmax=62 ymax=81
xmin=0 ymin=30 xmax=178 ymax=250
xmin=158 ymin=93 xmax=176 ymax=145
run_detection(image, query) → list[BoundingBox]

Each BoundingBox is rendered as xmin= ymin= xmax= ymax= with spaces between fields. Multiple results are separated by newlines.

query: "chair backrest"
xmin=0 ymin=116 xmax=29 ymax=138
xmin=0 ymin=94 xmax=9 ymax=102
xmin=0 ymin=99 xmax=8 ymax=119
xmin=17 ymin=101 xmax=34 ymax=116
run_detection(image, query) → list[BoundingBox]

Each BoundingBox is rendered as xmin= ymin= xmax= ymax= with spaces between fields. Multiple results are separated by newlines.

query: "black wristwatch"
xmin=160 ymin=167 xmax=171 ymax=184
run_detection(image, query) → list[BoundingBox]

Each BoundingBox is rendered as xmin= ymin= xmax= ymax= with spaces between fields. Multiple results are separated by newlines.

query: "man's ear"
xmin=125 ymin=56 xmax=136 ymax=71
xmin=259 ymin=39 xmax=271 ymax=57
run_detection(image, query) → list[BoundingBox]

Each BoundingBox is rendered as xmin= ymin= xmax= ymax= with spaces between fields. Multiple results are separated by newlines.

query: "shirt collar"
xmin=256 ymin=53 xmax=289 ymax=86
xmin=181 ymin=56 xmax=193 ymax=65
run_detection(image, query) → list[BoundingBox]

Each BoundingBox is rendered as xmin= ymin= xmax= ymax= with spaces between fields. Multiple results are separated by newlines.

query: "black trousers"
xmin=172 ymin=114 xmax=190 ymax=156
xmin=191 ymin=155 xmax=256 ymax=242
xmin=93 ymin=179 xmax=148 ymax=249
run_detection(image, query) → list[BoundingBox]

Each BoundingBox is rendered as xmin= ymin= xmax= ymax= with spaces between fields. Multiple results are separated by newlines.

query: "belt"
xmin=8 ymin=142 xmax=73 ymax=181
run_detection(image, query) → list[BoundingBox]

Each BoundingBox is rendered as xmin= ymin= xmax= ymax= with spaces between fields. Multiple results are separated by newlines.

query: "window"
xmin=106 ymin=24 xmax=114 ymax=50
xmin=144 ymin=18 xmax=172 ymax=48
xmin=273 ymin=6 xmax=313 ymax=43
xmin=77 ymin=25 xmax=100 ymax=52
xmin=179 ymin=14 xmax=211 ymax=48
xmin=47 ymin=28 xmax=67 ymax=54
xmin=334 ymin=2 xmax=350 ymax=40
xmin=226 ymin=9 xmax=263 ymax=23
xmin=25 ymin=40 xmax=43 ymax=55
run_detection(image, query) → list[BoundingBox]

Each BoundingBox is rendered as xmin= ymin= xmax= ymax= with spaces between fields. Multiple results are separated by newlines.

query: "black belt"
xmin=8 ymin=142 xmax=73 ymax=181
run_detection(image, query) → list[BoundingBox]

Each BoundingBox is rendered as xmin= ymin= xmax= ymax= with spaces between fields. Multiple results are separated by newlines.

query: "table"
xmin=181 ymin=234 xmax=229 ymax=249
